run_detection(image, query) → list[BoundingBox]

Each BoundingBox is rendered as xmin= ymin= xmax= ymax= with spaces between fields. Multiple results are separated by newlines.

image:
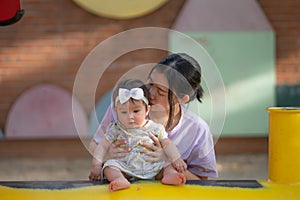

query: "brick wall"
xmin=0 ymin=0 xmax=299 ymax=131
xmin=258 ymin=0 xmax=300 ymax=85
xmin=258 ymin=0 xmax=300 ymax=106
xmin=0 ymin=0 xmax=185 ymax=129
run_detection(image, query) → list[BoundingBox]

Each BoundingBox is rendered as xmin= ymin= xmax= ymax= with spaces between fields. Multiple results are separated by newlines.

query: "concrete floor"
xmin=0 ymin=153 xmax=268 ymax=181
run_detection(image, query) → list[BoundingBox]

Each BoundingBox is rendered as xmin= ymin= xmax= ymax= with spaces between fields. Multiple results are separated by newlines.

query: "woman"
xmin=89 ymin=53 xmax=218 ymax=181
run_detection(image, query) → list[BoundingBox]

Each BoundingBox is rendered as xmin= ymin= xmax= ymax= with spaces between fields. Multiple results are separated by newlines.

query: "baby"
xmin=89 ymin=79 xmax=187 ymax=191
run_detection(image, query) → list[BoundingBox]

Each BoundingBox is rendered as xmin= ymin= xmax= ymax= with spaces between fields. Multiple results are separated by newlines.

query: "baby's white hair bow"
xmin=116 ymin=88 xmax=149 ymax=105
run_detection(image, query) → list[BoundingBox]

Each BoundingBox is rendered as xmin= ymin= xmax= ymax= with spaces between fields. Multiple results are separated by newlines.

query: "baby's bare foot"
xmin=162 ymin=173 xmax=186 ymax=185
xmin=109 ymin=178 xmax=130 ymax=191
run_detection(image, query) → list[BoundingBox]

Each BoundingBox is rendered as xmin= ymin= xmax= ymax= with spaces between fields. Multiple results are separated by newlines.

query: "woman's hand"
xmin=172 ymin=158 xmax=187 ymax=173
xmin=89 ymin=164 xmax=102 ymax=181
xmin=103 ymin=140 xmax=130 ymax=161
xmin=140 ymin=133 xmax=166 ymax=162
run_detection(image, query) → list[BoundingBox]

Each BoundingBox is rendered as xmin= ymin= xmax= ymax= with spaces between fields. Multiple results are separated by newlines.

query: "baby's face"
xmin=116 ymin=100 xmax=149 ymax=129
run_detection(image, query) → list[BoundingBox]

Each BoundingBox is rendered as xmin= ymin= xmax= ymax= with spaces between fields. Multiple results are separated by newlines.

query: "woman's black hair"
xmin=149 ymin=53 xmax=204 ymax=130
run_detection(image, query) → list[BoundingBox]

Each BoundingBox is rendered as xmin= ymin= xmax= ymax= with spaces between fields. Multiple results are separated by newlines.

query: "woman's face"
xmin=147 ymin=69 xmax=170 ymax=115
xmin=147 ymin=70 xmax=170 ymax=125
xmin=147 ymin=69 xmax=184 ymax=128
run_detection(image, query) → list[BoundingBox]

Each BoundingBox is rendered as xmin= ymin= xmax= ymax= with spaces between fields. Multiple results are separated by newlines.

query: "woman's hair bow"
xmin=116 ymin=88 xmax=149 ymax=105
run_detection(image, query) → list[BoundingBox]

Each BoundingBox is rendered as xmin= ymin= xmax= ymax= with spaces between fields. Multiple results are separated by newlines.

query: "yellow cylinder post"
xmin=268 ymin=107 xmax=300 ymax=184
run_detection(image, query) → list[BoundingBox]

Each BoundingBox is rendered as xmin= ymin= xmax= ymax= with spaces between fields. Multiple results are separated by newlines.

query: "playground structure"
xmin=0 ymin=107 xmax=299 ymax=199
xmin=0 ymin=1 xmax=299 ymax=198
xmin=268 ymin=107 xmax=300 ymax=184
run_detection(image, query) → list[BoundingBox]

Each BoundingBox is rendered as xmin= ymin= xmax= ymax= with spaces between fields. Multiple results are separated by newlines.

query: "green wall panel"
xmin=169 ymin=31 xmax=275 ymax=137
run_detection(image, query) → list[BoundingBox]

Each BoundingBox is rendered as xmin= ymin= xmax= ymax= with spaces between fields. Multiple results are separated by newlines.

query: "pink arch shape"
xmin=6 ymin=84 xmax=89 ymax=139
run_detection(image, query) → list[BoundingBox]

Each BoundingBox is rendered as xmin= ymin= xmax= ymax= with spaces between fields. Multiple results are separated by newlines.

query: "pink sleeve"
xmin=93 ymin=103 xmax=116 ymax=143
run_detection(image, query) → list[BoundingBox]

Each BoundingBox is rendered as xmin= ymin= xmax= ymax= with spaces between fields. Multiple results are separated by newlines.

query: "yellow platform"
xmin=0 ymin=180 xmax=299 ymax=200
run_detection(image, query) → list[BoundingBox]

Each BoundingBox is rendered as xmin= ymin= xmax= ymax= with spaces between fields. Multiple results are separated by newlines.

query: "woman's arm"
xmin=89 ymin=104 xmax=130 ymax=161
xmin=160 ymin=138 xmax=180 ymax=162
xmin=90 ymin=138 xmax=130 ymax=162
xmin=160 ymin=138 xmax=187 ymax=173
xmin=92 ymin=104 xmax=115 ymax=144
xmin=89 ymin=138 xmax=111 ymax=181
xmin=89 ymin=139 xmax=98 ymax=155
xmin=140 ymin=133 xmax=210 ymax=180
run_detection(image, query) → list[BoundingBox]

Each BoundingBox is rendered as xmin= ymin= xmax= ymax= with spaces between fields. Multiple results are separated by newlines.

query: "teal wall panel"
xmin=169 ymin=31 xmax=275 ymax=137
xmin=276 ymin=85 xmax=300 ymax=107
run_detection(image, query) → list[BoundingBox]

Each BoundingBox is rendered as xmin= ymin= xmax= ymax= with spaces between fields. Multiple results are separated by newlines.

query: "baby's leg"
xmin=161 ymin=164 xmax=186 ymax=185
xmin=103 ymin=167 xmax=130 ymax=191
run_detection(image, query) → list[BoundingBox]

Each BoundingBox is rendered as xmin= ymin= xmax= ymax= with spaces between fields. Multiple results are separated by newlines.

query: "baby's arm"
xmin=160 ymin=138 xmax=187 ymax=173
xmin=89 ymin=138 xmax=111 ymax=181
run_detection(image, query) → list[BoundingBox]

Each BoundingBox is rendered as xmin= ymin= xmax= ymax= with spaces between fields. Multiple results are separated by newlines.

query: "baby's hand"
xmin=89 ymin=164 xmax=102 ymax=181
xmin=172 ymin=158 xmax=187 ymax=173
